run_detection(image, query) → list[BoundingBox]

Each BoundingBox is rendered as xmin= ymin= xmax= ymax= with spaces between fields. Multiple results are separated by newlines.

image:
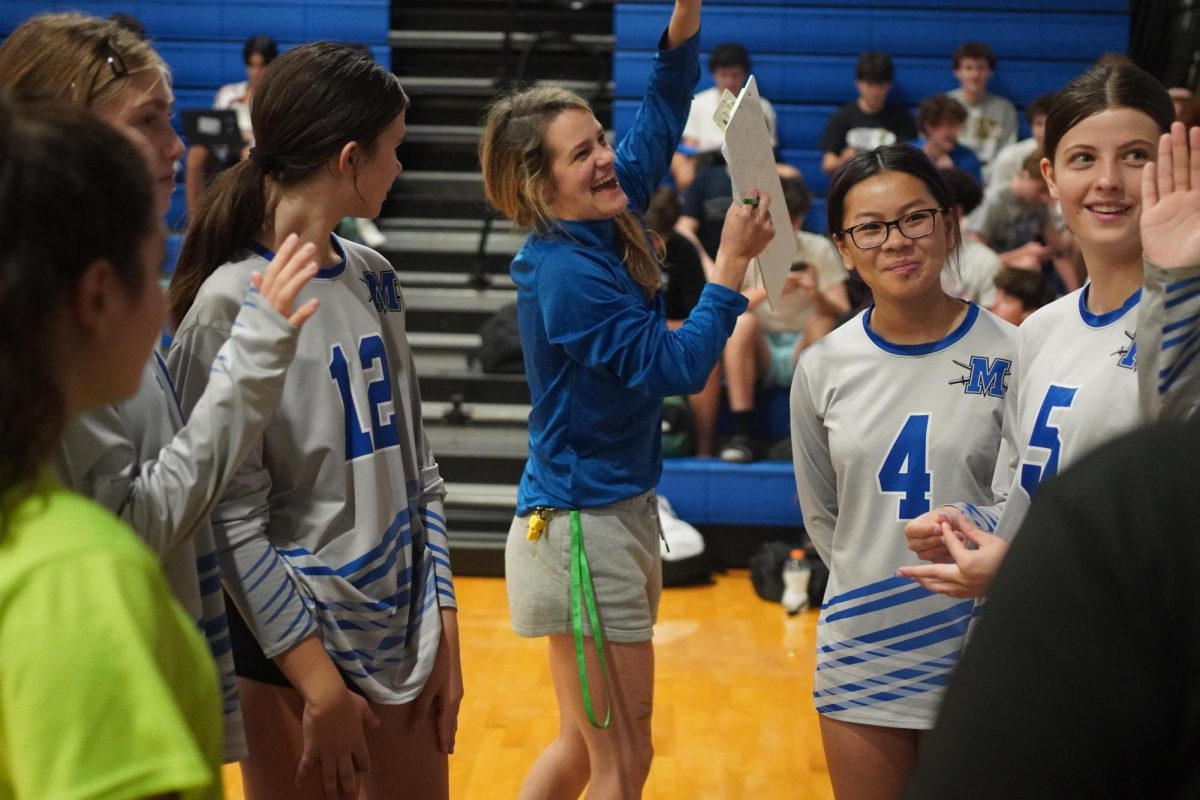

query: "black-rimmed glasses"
xmin=82 ymin=37 xmax=129 ymax=105
xmin=838 ymin=207 xmax=946 ymax=250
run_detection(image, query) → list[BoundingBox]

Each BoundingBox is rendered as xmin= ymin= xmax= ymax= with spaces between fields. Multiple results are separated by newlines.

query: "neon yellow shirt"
xmin=0 ymin=476 xmax=222 ymax=800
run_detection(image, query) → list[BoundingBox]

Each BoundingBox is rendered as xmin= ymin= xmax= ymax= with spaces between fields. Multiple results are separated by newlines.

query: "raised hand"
xmin=1141 ymin=122 xmax=1200 ymax=269
xmin=249 ymin=232 xmax=321 ymax=327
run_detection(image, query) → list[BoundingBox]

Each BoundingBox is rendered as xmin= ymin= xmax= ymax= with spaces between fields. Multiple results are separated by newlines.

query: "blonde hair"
xmin=0 ymin=12 xmax=170 ymax=110
xmin=480 ymin=86 xmax=661 ymax=299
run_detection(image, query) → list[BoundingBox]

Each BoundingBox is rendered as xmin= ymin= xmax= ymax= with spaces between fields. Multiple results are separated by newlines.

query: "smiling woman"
xmin=477 ymin=1 xmax=776 ymax=796
xmin=898 ymin=59 xmax=1199 ymax=608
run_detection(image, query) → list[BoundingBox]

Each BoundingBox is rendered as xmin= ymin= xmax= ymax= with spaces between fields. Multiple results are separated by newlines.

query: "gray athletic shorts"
xmin=505 ymin=490 xmax=663 ymax=643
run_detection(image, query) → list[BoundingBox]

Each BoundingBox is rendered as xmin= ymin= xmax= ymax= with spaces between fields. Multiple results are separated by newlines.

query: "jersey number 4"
xmin=329 ymin=335 xmax=399 ymax=460
xmin=878 ymin=414 xmax=932 ymax=520
xmin=1019 ymin=384 xmax=1078 ymax=498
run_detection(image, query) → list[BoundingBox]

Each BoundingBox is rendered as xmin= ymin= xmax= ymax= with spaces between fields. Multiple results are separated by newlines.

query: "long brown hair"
xmin=0 ymin=12 xmax=168 ymax=110
xmin=0 ymin=93 xmax=155 ymax=522
xmin=1044 ymin=60 xmax=1174 ymax=162
xmin=479 ymin=86 xmax=660 ymax=299
xmin=169 ymin=42 xmax=409 ymax=326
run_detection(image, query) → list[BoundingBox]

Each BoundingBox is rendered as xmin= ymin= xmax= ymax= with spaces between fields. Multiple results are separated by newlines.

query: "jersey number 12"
xmin=329 ymin=334 xmax=399 ymax=460
xmin=878 ymin=414 xmax=932 ymax=520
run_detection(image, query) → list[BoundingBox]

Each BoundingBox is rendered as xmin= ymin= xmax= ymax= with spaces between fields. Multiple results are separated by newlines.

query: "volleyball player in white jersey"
xmin=168 ymin=42 xmax=460 ymax=800
xmin=899 ymin=61 xmax=1200 ymax=599
xmin=791 ymin=144 xmax=1016 ymax=800
xmin=0 ymin=12 xmax=320 ymax=762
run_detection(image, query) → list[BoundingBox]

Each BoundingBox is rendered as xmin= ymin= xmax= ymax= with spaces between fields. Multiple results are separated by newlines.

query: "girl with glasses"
xmin=0 ymin=93 xmax=222 ymax=800
xmin=168 ymin=42 xmax=460 ymax=800
xmin=0 ymin=12 xmax=320 ymax=765
xmin=789 ymin=143 xmax=1016 ymax=800
xmin=898 ymin=61 xmax=1200 ymax=600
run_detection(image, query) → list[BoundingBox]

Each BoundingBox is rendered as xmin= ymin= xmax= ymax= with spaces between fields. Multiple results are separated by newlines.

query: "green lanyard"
xmin=569 ymin=509 xmax=612 ymax=729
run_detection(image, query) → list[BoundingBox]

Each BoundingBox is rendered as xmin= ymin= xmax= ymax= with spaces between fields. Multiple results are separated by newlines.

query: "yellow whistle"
xmin=527 ymin=513 xmax=546 ymax=541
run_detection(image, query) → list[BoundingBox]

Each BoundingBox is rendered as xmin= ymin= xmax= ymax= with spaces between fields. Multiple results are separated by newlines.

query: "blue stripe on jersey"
xmin=822 ymin=575 xmax=912 ymax=610
xmin=815 ymin=674 xmax=949 ymax=715
xmin=1162 ymin=326 xmax=1200 ymax=350
xmin=419 ymin=507 xmax=446 ymax=526
xmin=1167 ymin=276 xmax=1200 ymax=294
xmin=1163 ymin=310 xmax=1200 ymax=336
xmin=256 ymin=574 xmax=293 ymax=617
xmin=1160 ymin=341 xmax=1200 ymax=395
xmin=196 ymin=550 xmax=219 ymax=573
xmin=818 ymin=619 xmax=969 ymax=672
xmin=1078 ymin=285 xmax=1140 ymax=328
xmin=861 ymin=302 xmax=978 ymax=356
xmin=199 ymin=572 xmax=221 ymax=596
xmin=241 ymin=546 xmax=276 ymax=586
xmin=814 ymin=653 xmax=956 ymax=699
xmin=819 ymin=601 xmax=975 ymax=656
xmin=1166 ymin=285 xmax=1200 ymax=310
xmin=822 ymin=586 xmax=933 ymax=624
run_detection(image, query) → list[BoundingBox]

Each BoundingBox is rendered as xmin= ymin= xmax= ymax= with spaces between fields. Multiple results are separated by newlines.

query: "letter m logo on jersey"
xmin=363 ymin=270 xmax=402 ymax=313
xmin=962 ymin=356 xmax=1011 ymax=398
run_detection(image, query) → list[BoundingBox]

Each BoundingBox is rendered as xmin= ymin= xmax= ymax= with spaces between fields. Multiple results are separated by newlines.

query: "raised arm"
xmin=56 ymin=238 xmax=318 ymax=557
xmin=665 ymin=0 xmax=701 ymax=49
xmin=1138 ymin=122 xmax=1200 ymax=420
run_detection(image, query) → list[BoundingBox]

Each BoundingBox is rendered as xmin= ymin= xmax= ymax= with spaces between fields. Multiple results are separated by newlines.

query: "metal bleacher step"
xmin=398 ymin=76 xmax=613 ymax=98
xmin=398 ymin=271 xmax=515 ymax=291
xmin=424 ymin=400 xmax=532 ymax=426
xmin=390 ymin=30 xmax=613 ymax=51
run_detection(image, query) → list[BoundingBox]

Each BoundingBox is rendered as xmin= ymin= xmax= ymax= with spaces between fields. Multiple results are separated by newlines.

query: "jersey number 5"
xmin=878 ymin=414 xmax=932 ymax=520
xmin=1019 ymin=384 xmax=1078 ymax=498
xmin=329 ymin=334 xmax=399 ymax=460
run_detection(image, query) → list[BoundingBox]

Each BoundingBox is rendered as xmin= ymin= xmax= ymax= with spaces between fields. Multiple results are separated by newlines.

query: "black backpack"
xmin=749 ymin=540 xmax=829 ymax=610
xmin=474 ymin=302 xmax=525 ymax=374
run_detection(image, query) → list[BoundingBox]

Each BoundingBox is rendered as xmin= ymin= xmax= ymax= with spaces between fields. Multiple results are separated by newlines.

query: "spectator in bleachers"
xmin=717 ymin=175 xmax=848 ymax=463
xmin=645 ymin=187 xmax=721 ymax=456
xmin=184 ymin=34 xmax=278 ymax=215
xmin=967 ymin=151 xmax=1079 ymax=293
xmin=987 ymin=91 xmax=1055 ymax=191
xmin=820 ymin=51 xmax=916 ymax=175
xmin=987 ymin=266 xmax=1056 ymax=326
xmin=948 ymin=42 xmax=1018 ymax=182
xmin=911 ymin=94 xmax=983 ymax=184
xmin=671 ymin=42 xmax=777 ymax=192
xmin=938 ymin=166 xmax=1001 ymax=306
xmin=675 ymin=160 xmax=727 ymax=273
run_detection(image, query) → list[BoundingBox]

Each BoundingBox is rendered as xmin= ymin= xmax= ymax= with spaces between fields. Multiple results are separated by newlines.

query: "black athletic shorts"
xmin=225 ymin=592 xmax=364 ymax=696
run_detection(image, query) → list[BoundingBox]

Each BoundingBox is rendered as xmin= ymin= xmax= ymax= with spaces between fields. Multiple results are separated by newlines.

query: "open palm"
xmin=1141 ymin=122 xmax=1200 ymax=268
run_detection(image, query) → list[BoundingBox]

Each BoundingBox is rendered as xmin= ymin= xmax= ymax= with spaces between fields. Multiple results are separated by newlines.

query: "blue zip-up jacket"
xmin=511 ymin=30 xmax=748 ymax=514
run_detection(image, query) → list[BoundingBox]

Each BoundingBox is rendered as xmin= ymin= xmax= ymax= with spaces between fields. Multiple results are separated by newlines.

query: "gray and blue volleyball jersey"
xmin=791 ymin=303 xmax=1016 ymax=728
xmin=168 ymin=235 xmax=455 ymax=705
xmin=1138 ymin=260 xmax=1200 ymax=421
xmin=990 ymin=284 xmax=1149 ymax=542
xmin=52 ymin=293 xmax=298 ymax=760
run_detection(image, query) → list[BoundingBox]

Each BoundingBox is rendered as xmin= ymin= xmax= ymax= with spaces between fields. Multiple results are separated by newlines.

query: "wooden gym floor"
xmin=223 ymin=570 xmax=834 ymax=799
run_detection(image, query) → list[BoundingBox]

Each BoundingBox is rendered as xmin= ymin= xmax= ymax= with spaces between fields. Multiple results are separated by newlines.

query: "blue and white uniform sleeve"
xmin=613 ymin=29 xmax=700 ymax=212
xmin=790 ymin=359 xmax=837 ymax=567
xmin=541 ymin=255 xmax=748 ymax=397
xmin=417 ymin=427 xmax=455 ymax=611
xmin=55 ymin=292 xmax=298 ymax=558
xmin=1137 ymin=259 xmax=1200 ymax=421
xmin=168 ymin=319 xmax=317 ymax=659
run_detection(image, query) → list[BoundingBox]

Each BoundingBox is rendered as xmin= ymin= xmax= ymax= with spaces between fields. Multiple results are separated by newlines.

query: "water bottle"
xmin=781 ymin=548 xmax=811 ymax=616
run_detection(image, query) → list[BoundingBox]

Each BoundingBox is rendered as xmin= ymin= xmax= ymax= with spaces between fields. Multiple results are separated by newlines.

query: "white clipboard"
xmin=715 ymin=76 xmax=797 ymax=309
